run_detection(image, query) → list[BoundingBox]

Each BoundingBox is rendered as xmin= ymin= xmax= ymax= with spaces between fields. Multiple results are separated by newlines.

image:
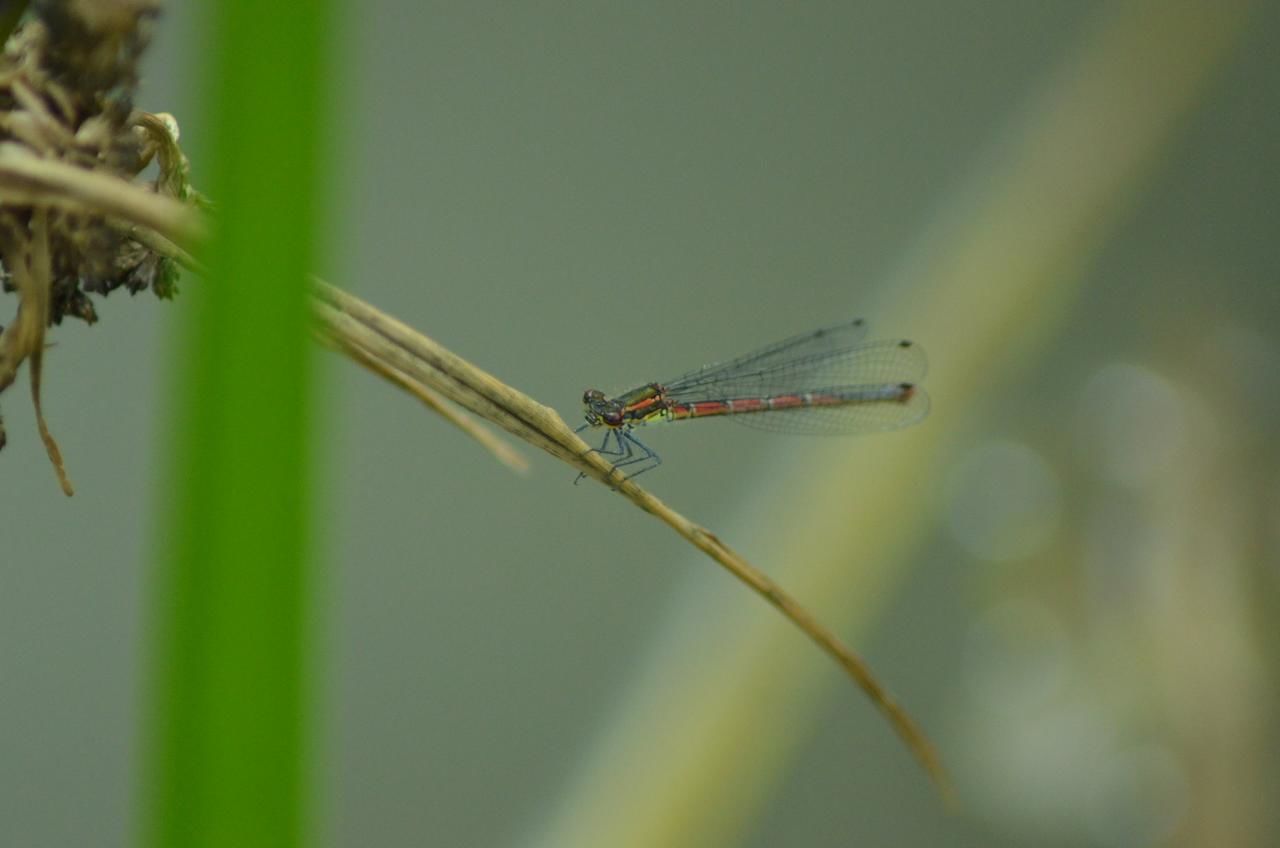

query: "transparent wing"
xmin=664 ymin=336 xmax=928 ymax=399
xmin=662 ymin=319 xmax=872 ymax=394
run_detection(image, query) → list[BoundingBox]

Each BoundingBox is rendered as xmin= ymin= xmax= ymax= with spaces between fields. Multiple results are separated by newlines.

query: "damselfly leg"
xmin=574 ymin=423 xmax=662 ymax=483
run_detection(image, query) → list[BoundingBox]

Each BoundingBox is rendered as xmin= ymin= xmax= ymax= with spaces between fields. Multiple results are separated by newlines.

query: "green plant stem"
xmin=145 ymin=2 xmax=333 ymax=847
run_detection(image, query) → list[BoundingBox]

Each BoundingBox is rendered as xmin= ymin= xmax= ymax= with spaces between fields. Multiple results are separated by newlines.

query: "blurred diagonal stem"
xmin=518 ymin=1 xmax=1258 ymax=846
xmin=5 ymin=0 xmax=1257 ymax=841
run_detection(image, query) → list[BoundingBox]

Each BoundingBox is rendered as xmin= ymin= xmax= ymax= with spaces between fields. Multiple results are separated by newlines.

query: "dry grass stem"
xmin=318 ymin=326 xmax=530 ymax=474
xmin=0 ymin=145 xmax=203 ymax=247
xmin=4 ymin=112 xmax=949 ymax=799
xmin=311 ymin=280 xmax=951 ymax=797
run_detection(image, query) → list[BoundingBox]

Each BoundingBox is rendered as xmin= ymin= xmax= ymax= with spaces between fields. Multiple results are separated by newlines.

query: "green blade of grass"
xmin=145 ymin=2 xmax=333 ymax=847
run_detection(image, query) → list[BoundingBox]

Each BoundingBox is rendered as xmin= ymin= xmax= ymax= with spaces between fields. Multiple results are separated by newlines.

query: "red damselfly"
xmin=577 ymin=318 xmax=929 ymax=478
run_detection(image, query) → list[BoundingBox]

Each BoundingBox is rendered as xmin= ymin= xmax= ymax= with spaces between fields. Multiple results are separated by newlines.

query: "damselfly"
xmin=576 ymin=318 xmax=929 ymax=478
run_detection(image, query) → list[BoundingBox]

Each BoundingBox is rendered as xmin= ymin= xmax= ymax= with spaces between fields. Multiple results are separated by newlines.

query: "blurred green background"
xmin=2 ymin=1 xmax=1277 ymax=845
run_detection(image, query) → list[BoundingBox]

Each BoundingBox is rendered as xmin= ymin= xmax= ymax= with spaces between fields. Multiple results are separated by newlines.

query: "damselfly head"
xmin=582 ymin=388 xmax=625 ymax=427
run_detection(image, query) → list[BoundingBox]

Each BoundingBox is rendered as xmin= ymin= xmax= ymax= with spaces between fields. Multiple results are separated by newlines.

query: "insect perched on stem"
xmin=577 ymin=318 xmax=929 ymax=479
